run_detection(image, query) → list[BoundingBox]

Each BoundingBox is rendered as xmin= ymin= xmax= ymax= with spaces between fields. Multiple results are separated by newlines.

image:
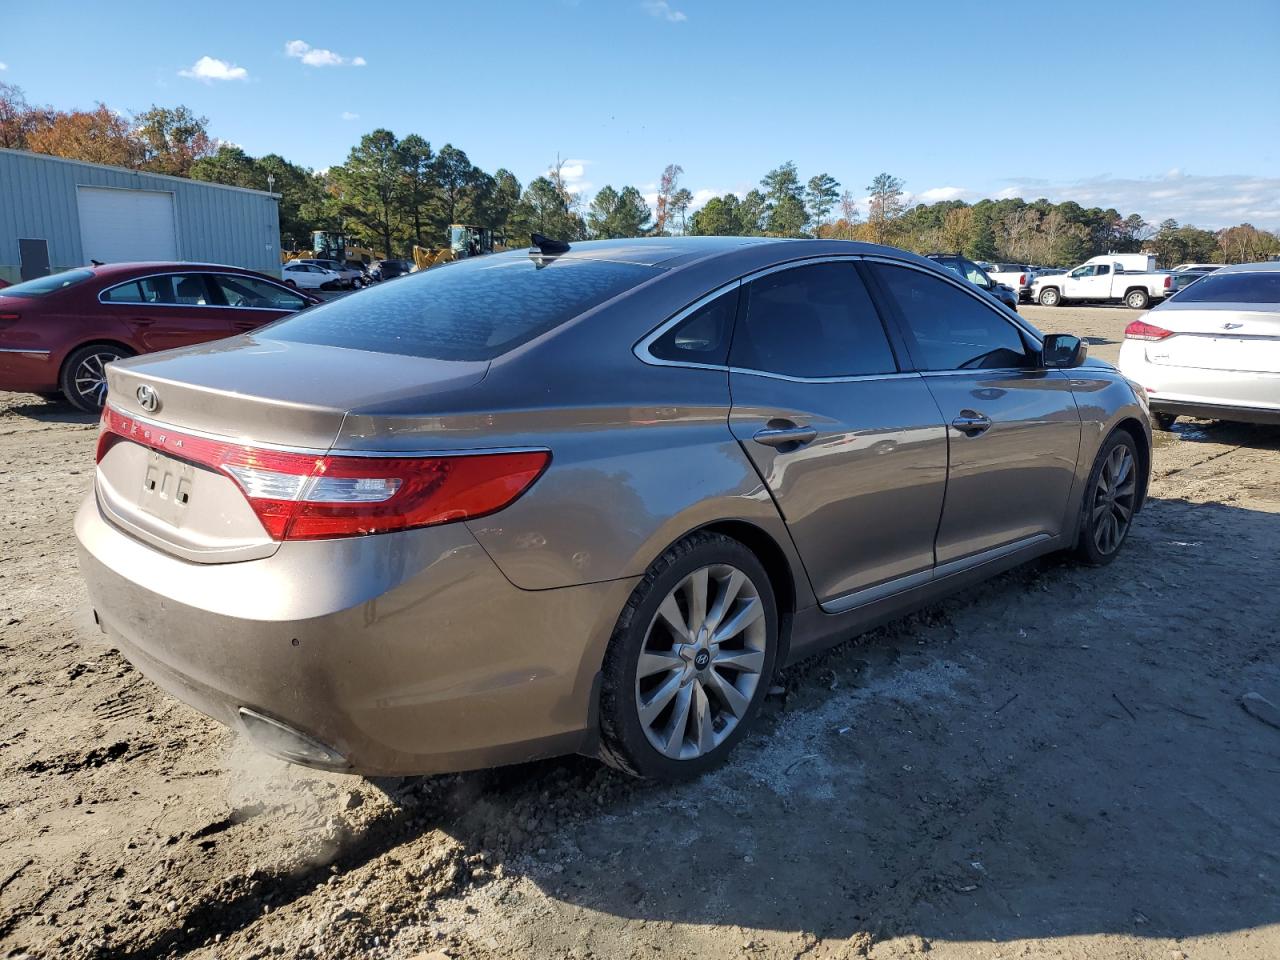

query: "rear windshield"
xmin=264 ymin=254 xmax=659 ymax=360
xmin=1173 ymin=272 xmax=1280 ymax=304
xmin=0 ymin=269 xmax=94 ymax=297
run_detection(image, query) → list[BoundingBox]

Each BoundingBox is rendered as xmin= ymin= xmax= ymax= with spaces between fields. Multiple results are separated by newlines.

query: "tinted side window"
xmin=730 ymin=262 xmax=897 ymax=378
xmin=213 ymin=274 xmax=307 ymax=311
xmin=870 ymin=263 xmax=1032 ymax=371
xmin=1176 ymin=272 xmax=1280 ymax=303
xmin=101 ymin=281 xmax=144 ymax=303
xmin=649 ymin=288 xmax=738 ymax=365
xmin=138 ymin=274 xmax=212 ymax=306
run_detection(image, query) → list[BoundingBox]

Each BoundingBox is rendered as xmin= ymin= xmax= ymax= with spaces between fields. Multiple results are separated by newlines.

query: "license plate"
xmin=138 ymin=450 xmax=195 ymax=526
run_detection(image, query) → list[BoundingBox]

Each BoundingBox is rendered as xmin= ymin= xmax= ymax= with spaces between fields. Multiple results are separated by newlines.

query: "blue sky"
xmin=3 ymin=0 xmax=1278 ymax=228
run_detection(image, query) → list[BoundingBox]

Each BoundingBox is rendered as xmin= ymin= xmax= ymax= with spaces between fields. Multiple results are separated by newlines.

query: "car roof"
xmin=1212 ymin=260 xmax=1280 ymax=274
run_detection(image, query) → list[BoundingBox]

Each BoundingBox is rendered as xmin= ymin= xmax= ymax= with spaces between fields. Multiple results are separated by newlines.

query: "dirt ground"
xmin=2 ymin=304 xmax=1278 ymax=960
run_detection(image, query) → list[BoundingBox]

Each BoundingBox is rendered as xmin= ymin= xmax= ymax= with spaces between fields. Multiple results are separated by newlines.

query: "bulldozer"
xmin=412 ymin=225 xmax=507 ymax=272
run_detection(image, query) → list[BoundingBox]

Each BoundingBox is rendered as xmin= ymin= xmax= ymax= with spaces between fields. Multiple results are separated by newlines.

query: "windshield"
xmin=264 ymin=253 xmax=659 ymax=360
xmin=1173 ymin=271 xmax=1280 ymax=304
xmin=0 ymin=269 xmax=95 ymax=297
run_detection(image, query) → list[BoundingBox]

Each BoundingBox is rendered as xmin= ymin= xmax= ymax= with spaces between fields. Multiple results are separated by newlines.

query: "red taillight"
xmin=96 ymin=406 xmax=549 ymax=541
xmin=0 ymin=312 xmax=20 ymax=322
xmin=1124 ymin=320 xmax=1173 ymax=341
xmin=1163 ymin=275 xmax=1173 ymax=289
xmin=1018 ymin=274 xmax=1027 ymax=286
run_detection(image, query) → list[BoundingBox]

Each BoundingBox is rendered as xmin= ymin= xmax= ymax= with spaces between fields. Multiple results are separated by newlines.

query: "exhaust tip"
xmin=237 ymin=707 xmax=349 ymax=771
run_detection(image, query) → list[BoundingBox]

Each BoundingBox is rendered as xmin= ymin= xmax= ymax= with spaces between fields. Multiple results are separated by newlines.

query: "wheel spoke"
xmin=713 ymin=596 xmax=762 ymax=644
xmin=712 ymin=647 xmax=764 ymax=674
xmin=1112 ymin=500 xmax=1132 ymax=523
xmin=661 ymin=684 xmax=693 ymax=758
xmin=703 ymin=569 xmax=745 ymax=637
xmin=692 ymin=682 xmax=715 ymax=754
xmin=656 ymin=593 xmax=691 ymax=643
xmin=637 ymin=650 xmax=683 ymax=679
xmin=684 ymin=567 xmax=708 ymax=632
xmin=706 ymin=667 xmax=750 ymax=718
xmin=638 ymin=671 xmax=682 ymax=726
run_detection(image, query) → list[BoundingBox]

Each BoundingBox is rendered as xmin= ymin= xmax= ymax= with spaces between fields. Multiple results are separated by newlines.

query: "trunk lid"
xmin=1141 ymin=308 xmax=1280 ymax=374
xmin=97 ymin=335 xmax=489 ymax=563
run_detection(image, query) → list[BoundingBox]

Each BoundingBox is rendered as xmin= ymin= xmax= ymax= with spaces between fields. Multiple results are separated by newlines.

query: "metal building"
xmin=0 ymin=147 xmax=281 ymax=284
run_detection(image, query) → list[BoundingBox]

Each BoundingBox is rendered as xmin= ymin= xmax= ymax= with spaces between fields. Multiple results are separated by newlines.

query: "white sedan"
xmin=281 ymin=261 xmax=343 ymax=291
xmin=1119 ymin=262 xmax=1280 ymax=429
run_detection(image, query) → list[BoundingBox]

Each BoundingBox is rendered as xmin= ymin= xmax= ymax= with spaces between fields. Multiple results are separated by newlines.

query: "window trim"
xmin=97 ymin=270 xmax=308 ymax=312
xmin=860 ymin=255 xmax=1045 ymax=374
xmin=635 ymin=254 xmax=1043 ymax=381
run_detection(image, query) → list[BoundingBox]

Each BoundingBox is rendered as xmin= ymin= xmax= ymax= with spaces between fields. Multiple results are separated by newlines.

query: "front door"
xmin=865 ymin=260 xmax=1082 ymax=564
xmin=1063 ymin=264 xmax=1111 ymax=301
xmin=726 ymin=260 xmax=949 ymax=605
xmin=100 ymin=273 xmax=236 ymax=351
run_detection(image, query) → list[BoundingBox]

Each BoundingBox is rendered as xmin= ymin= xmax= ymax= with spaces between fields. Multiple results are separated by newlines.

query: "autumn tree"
xmin=133 ymin=105 xmax=215 ymax=176
xmin=26 ymin=104 xmax=141 ymax=167
xmin=804 ymin=173 xmax=840 ymax=235
xmin=866 ymin=172 xmax=905 ymax=244
xmin=654 ymin=163 xmax=683 ymax=235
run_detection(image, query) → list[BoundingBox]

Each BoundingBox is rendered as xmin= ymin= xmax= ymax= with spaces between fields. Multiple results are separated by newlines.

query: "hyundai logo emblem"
xmin=135 ymin=384 xmax=159 ymax=413
xmin=693 ymin=650 xmax=711 ymax=670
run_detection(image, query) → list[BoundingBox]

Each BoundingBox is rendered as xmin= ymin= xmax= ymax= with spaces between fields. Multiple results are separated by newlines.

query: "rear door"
xmin=100 ymin=273 xmax=236 ymax=351
xmin=865 ymin=259 xmax=1081 ymax=565
xmin=726 ymin=259 xmax=949 ymax=607
xmin=207 ymin=273 xmax=311 ymax=333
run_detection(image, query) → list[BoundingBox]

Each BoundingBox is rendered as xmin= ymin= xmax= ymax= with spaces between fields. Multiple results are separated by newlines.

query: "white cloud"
xmin=552 ymin=158 xmax=592 ymax=194
xmin=914 ymin=186 xmax=968 ymax=203
xmin=0 ymin=62 xmax=7 ymax=72
xmin=285 ymin=39 xmax=367 ymax=68
xmin=643 ymin=0 xmax=687 ymax=21
xmin=340 ymin=111 xmax=360 ymax=121
xmin=178 ymin=56 xmax=248 ymax=83
xmin=992 ymin=171 xmax=1280 ymax=230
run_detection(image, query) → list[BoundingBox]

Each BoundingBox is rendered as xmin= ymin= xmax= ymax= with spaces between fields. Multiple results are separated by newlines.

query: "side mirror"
xmin=1042 ymin=333 xmax=1087 ymax=369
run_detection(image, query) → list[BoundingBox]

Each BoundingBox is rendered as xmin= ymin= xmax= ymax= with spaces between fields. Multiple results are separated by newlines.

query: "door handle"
xmin=950 ymin=411 xmax=993 ymax=436
xmin=753 ymin=424 xmax=818 ymax=449
xmin=129 ymin=317 xmax=156 ymax=327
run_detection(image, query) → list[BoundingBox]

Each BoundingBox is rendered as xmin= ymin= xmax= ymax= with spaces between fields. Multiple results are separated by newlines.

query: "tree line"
xmin=3 ymin=81 xmax=1276 ymax=266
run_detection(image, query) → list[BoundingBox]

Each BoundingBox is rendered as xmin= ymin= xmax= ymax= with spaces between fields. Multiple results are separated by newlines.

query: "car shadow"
xmin=1155 ymin=418 xmax=1280 ymax=448
xmin=0 ymin=393 xmax=98 ymax=425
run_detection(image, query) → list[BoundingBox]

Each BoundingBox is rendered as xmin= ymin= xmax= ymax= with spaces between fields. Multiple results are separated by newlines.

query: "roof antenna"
xmin=90 ymin=259 xmax=104 ymax=267
xmin=530 ymin=233 xmax=570 ymax=259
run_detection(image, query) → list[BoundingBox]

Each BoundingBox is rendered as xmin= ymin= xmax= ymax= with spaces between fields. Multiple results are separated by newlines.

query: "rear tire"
xmin=60 ymin=343 xmax=133 ymax=413
xmin=598 ymin=532 xmax=779 ymax=780
xmin=285 ymin=279 xmax=298 ymax=289
xmin=1073 ymin=430 xmax=1140 ymax=566
xmin=1125 ymin=288 xmax=1150 ymax=310
xmin=1151 ymin=412 xmax=1177 ymax=431
xmin=1038 ymin=287 xmax=1061 ymax=307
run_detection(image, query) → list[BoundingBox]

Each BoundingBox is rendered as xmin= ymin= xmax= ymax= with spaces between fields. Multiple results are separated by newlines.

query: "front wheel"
xmin=1125 ymin=289 xmax=1150 ymax=310
xmin=60 ymin=343 xmax=133 ymax=413
xmin=598 ymin=532 xmax=778 ymax=780
xmin=1038 ymin=287 xmax=1061 ymax=307
xmin=1073 ymin=431 xmax=1140 ymax=566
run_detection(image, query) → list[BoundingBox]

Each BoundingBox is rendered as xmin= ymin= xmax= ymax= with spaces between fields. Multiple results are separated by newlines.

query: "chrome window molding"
xmin=103 ymin=404 xmax=550 ymax=460
xmin=97 ymin=270 xmax=308 ymax=312
xmin=0 ymin=347 xmax=51 ymax=355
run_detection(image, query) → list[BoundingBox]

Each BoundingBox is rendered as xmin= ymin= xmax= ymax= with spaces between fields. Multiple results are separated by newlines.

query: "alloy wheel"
xmin=1090 ymin=443 xmax=1137 ymax=555
xmin=71 ymin=349 xmax=121 ymax=409
xmin=634 ymin=564 xmax=768 ymax=761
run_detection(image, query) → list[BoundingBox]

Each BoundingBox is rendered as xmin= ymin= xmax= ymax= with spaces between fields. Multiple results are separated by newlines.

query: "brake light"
xmin=1018 ymin=274 xmax=1027 ymax=286
xmin=1124 ymin=320 xmax=1173 ymax=341
xmin=96 ymin=406 xmax=549 ymax=540
xmin=1163 ymin=275 xmax=1173 ymax=289
xmin=0 ymin=312 xmax=20 ymax=322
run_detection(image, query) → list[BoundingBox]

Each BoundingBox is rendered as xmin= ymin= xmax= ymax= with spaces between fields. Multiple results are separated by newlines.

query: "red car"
xmin=0 ymin=262 xmax=318 ymax=411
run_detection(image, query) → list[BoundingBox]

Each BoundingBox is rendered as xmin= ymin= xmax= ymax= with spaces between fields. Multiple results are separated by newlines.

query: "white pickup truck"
xmin=1031 ymin=258 xmax=1174 ymax=310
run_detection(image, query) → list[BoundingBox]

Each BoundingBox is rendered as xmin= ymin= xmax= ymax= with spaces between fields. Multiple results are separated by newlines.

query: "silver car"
xmin=76 ymin=238 xmax=1151 ymax=780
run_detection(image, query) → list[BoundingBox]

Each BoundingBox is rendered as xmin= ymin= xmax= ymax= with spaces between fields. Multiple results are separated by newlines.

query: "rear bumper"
xmin=75 ymin=494 xmax=637 ymax=775
xmin=1150 ymin=398 xmax=1280 ymax=425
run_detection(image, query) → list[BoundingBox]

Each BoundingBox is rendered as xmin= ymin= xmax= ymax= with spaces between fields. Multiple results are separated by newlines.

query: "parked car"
xmin=0 ymin=277 xmax=10 ymax=290
xmin=1172 ymin=263 xmax=1222 ymax=275
xmin=369 ymin=259 xmax=414 ymax=282
xmin=983 ymin=262 xmax=1037 ymax=302
xmin=76 ymin=238 xmax=1150 ymax=779
xmin=1032 ymin=260 xmax=1174 ymax=309
xmin=294 ymin=258 xmax=365 ymax=289
xmin=282 ymin=261 xmax=344 ymax=291
xmin=0 ymin=263 xmax=318 ymax=411
xmin=925 ymin=253 xmax=1020 ymax=311
xmin=1118 ymin=261 xmax=1280 ymax=429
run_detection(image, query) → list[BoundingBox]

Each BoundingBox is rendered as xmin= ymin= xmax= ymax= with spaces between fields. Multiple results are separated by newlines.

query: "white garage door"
xmin=77 ymin=186 xmax=178 ymax=264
